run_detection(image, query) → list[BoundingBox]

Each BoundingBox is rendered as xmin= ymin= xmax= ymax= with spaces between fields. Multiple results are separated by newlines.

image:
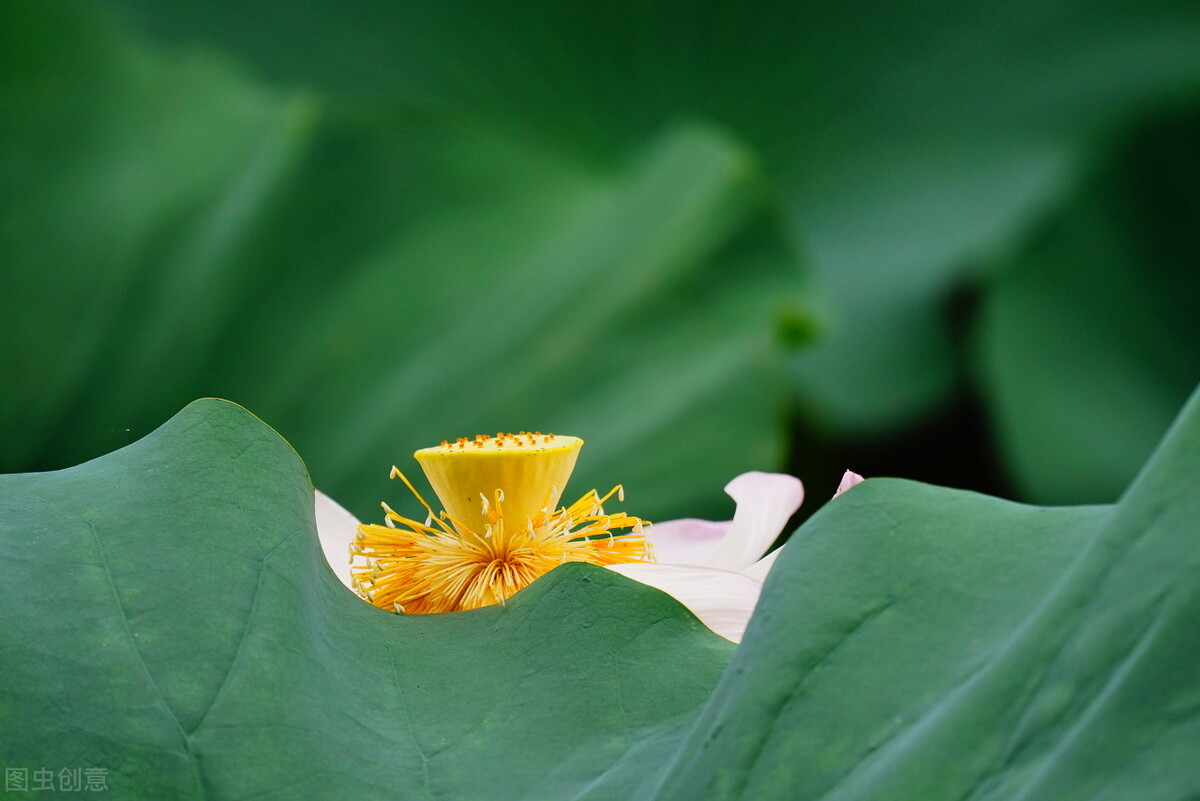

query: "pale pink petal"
xmin=607 ymin=562 xmax=764 ymax=643
xmin=834 ymin=470 xmax=865 ymax=497
xmin=315 ymin=490 xmax=359 ymax=588
xmin=645 ymin=518 xmax=729 ymax=566
xmin=733 ymin=472 xmax=864 ymax=583
xmin=702 ymin=472 xmax=804 ymax=572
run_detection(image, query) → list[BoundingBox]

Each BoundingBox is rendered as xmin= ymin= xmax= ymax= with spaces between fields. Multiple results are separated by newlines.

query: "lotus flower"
xmin=316 ymin=466 xmax=864 ymax=643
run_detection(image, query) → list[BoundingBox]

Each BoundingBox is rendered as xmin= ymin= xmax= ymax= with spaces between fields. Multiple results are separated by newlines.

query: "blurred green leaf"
xmin=977 ymin=112 xmax=1200 ymax=504
xmin=0 ymin=0 xmax=302 ymax=466
xmin=103 ymin=0 xmax=1200 ymax=430
xmin=0 ymin=1 xmax=807 ymax=521
xmin=7 ymin=0 xmax=1200 ymax=510
xmin=3 ymin=388 xmax=1198 ymax=798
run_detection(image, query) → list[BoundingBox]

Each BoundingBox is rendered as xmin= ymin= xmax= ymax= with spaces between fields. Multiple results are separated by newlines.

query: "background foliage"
xmin=3 ymin=0 xmax=1199 ymax=517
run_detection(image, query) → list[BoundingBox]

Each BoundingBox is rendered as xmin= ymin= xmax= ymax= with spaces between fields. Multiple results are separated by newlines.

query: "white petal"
xmin=315 ymin=490 xmax=360 ymax=588
xmin=740 ymin=547 xmax=781 ymax=581
xmin=608 ymin=562 xmax=764 ymax=643
xmin=835 ymin=470 xmax=865 ymax=497
xmin=645 ymin=518 xmax=730 ymax=566
xmin=702 ymin=471 xmax=804 ymax=572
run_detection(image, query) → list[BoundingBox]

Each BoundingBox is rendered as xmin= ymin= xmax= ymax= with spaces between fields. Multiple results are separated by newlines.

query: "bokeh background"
xmin=3 ymin=0 xmax=1198 ymax=524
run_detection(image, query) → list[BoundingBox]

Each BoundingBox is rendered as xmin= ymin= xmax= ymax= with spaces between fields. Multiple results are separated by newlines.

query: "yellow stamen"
xmin=352 ymin=433 xmax=652 ymax=614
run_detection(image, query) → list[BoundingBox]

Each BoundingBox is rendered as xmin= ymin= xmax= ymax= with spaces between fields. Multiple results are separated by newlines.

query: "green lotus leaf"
xmin=2 ymin=387 xmax=1197 ymax=799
